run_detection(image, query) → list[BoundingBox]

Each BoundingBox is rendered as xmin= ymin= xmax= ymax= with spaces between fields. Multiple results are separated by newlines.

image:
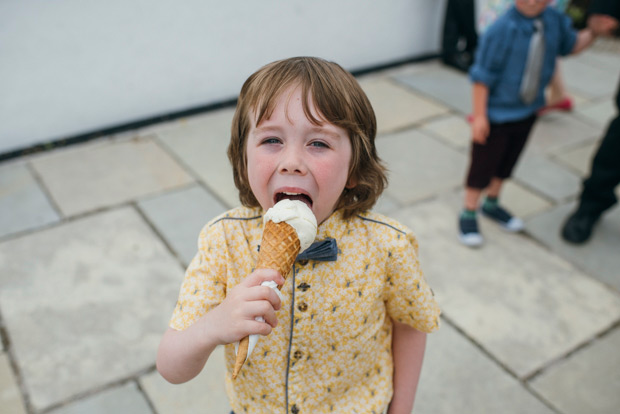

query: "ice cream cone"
xmin=232 ymin=220 xmax=301 ymax=379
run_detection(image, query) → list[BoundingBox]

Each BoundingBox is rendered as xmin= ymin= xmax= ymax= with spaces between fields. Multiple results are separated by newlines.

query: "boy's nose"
xmin=279 ymin=147 xmax=306 ymax=174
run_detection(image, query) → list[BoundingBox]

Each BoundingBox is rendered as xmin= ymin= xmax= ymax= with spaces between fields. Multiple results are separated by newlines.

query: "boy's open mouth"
xmin=275 ymin=192 xmax=313 ymax=208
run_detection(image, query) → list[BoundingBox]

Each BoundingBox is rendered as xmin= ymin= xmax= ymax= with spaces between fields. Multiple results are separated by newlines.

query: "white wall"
xmin=0 ymin=0 xmax=446 ymax=155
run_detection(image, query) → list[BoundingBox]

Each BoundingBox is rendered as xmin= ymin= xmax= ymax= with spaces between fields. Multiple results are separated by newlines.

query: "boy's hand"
xmin=204 ymin=269 xmax=285 ymax=345
xmin=471 ymin=115 xmax=490 ymax=144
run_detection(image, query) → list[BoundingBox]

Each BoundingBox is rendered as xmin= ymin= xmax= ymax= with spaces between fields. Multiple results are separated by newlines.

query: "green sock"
xmin=483 ymin=196 xmax=498 ymax=209
xmin=461 ymin=209 xmax=477 ymax=219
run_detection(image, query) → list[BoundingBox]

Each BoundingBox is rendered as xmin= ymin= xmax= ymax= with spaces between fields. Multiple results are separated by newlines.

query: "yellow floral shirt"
xmin=170 ymin=206 xmax=440 ymax=414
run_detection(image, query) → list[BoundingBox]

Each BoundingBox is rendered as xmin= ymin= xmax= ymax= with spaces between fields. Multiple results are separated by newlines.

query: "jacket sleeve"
xmin=469 ymin=21 xmax=513 ymax=89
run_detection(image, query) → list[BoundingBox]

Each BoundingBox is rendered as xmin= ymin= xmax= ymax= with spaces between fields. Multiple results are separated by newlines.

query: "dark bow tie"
xmin=296 ymin=238 xmax=338 ymax=262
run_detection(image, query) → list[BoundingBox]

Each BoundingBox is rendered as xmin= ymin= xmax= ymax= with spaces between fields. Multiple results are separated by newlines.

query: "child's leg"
xmin=464 ymin=186 xmax=483 ymax=210
xmin=486 ymin=177 xmax=504 ymax=198
xmin=547 ymin=60 xmax=569 ymax=105
xmin=540 ymin=60 xmax=573 ymax=115
xmin=493 ymin=116 xmax=536 ymax=181
xmin=480 ymin=116 xmax=537 ymax=231
xmin=460 ymin=123 xmax=507 ymax=246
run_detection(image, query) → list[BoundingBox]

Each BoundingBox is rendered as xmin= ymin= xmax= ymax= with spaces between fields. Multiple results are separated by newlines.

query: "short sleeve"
xmin=384 ymin=231 xmax=440 ymax=333
xmin=469 ymin=21 xmax=513 ymax=88
xmin=169 ymin=221 xmax=228 ymax=331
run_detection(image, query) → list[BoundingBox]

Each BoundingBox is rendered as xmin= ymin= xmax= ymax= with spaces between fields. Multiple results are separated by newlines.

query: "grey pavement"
xmin=1 ymin=39 xmax=620 ymax=414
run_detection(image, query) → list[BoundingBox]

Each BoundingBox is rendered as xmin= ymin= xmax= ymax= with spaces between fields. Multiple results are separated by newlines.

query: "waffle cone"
xmin=232 ymin=220 xmax=301 ymax=379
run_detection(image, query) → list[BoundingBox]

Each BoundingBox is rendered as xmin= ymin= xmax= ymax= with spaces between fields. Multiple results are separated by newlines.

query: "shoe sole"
xmin=459 ymin=233 xmax=484 ymax=247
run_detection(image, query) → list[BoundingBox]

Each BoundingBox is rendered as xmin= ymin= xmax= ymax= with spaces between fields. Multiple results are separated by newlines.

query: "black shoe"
xmin=481 ymin=203 xmax=524 ymax=232
xmin=561 ymin=210 xmax=600 ymax=244
xmin=458 ymin=214 xmax=484 ymax=247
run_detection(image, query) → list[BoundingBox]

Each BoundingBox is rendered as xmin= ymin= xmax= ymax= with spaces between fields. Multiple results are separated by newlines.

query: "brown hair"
xmin=227 ymin=56 xmax=387 ymax=218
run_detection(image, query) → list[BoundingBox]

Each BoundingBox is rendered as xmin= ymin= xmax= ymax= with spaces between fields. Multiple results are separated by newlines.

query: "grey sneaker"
xmin=458 ymin=215 xmax=484 ymax=247
xmin=481 ymin=204 xmax=524 ymax=232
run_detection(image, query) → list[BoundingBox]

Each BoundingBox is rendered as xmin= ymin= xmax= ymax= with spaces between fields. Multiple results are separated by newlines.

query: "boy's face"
xmin=246 ymin=86 xmax=354 ymax=225
xmin=515 ymin=0 xmax=550 ymax=17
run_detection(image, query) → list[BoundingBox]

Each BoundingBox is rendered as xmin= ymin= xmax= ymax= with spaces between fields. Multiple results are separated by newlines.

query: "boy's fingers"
xmin=243 ymin=285 xmax=282 ymax=310
xmin=242 ymin=269 xmax=285 ymax=287
xmin=262 ymin=311 xmax=278 ymax=329
xmin=248 ymin=320 xmax=273 ymax=336
xmin=244 ymin=302 xmax=278 ymax=329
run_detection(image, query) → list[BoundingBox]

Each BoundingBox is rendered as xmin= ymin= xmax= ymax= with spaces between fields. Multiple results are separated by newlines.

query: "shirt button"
xmin=297 ymin=302 xmax=308 ymax=312
xmin=293 ymin=350 xmax=303 ymax=360
xmin=298 ymin=259 xmax=309 ymax=266
xmin=297 ymin=282 xmax=311 ymax=292
xmin=291 ymin=404 xmax=300 ymax=414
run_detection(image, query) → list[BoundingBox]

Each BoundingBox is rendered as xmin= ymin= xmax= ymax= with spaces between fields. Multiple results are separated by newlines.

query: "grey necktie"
xmin=520 ymin=19 xmax=545 ymax=105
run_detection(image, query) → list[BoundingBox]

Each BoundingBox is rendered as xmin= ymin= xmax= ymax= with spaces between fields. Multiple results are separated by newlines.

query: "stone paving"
xmin=1 ymin=41 xmax=619 ymax=414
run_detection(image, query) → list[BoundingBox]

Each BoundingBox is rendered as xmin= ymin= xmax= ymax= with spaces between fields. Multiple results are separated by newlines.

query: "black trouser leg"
xmin=442 ymin=0 xmax=478 ymax=70
xmin=577 ymin=76 xmax=620 ymax=216
xmin=578 ymin=113 xmax=620 ymax=215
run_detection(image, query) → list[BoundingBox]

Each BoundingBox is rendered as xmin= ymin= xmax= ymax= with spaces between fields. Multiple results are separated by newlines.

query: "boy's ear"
xmin=345 ymin=176 xmax=357 ymax=189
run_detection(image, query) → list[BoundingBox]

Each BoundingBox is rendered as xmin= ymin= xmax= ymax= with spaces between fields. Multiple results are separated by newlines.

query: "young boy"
xmin=459 ymin=0 xmax=597 ymax=247
xmin=156 ymin=57 xmax=440 ymax=414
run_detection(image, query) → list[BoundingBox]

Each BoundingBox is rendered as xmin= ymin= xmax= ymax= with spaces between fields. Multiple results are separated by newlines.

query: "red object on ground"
xmin=537 ymin=97 xmax=574 ymax=116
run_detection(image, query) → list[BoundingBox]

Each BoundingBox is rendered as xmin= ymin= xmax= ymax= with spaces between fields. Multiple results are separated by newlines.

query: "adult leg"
xmin=562 ymin=114 xmax=620 ymax=243
xmin=580 ymin=115 xmax=620 ymax=214
xmin=442 ymin=0 xmax=477 ymax=72
xmin=460 ymin=0 xmax=478 ymax=58
xmin=442 ymin=0 xmax=460 ymax=64
xmin=562 ymin=79 xmax=620 ymax=243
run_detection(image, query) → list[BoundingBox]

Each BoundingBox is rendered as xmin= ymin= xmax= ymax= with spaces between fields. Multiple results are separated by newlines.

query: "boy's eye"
xmin=309 ymin=140 xmax=329 ymax=148
xmin=262 ymin=137 xmax=281 ymax=144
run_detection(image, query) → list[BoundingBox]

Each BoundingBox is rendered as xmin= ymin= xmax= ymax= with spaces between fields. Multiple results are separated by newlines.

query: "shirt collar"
xmin=508 ymin=5 xmax=548 ymax=32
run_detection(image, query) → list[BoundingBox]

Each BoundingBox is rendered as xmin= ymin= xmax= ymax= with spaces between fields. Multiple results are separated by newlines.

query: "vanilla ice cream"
xmin=263 ymin=199 xmax=317 ymax=253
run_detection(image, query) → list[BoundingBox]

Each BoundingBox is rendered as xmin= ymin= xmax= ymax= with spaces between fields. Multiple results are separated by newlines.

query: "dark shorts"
xmin=466 ymin=115 xmax=537 ymax=189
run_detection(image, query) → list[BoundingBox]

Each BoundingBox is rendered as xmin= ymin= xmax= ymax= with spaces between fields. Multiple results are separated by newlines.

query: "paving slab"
xmin=526 ymin=202 xmax=620 ymax=293
xmin=416 ymin=322 xmax=555 ymax=414
xmin=0 ymin=352 xmax=27 ymax=414
xmin=138 ymin=184 xmax=228 ymax=266
xmin=494 ymin=180 xmax=553 ymax=219
xmin=580 ymin=46 xmax=620 ymax=72
xmin=376 ymin=129 xmax=467 ymax=205
xmin=373 ymin=193 xmax=402 ymax=217
xmin=156 ymin=108 xmax=239 ymax=208
xmin=575 ymin=98 xmax=617 ymax=129
xmin=529 ymin=327 xmax=620 ymax=414
xmin=513 ymin=152 xmax=582 ymax=202
xmin=393 ymin=65 xmax=471 ymax=114
xmin=392 ymin=197 xmax=620 ymax=379
xmin=563 ymin=54 xmax=620 ymax=100
xmin=0 ymin=207 xmax=184 ymax=411
xmin=358 ymin=77 xmax=449 ymax=134
xmin=551 ymin=139 xmax=599 ymax=176
xmin=419 ymin=114 xmax=471 ymax=151
xmin=140 ymin=346 xmax=231 ymax=414
xmin=527 ymin=112 xmax=602 ymax=155
xmin=47 ymin=382 xmax=152 ymax=414
xmin=0 ymin=161 xmax=59 ymax=239
xmin=30 ymin=137 xmax=194 ymax=217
